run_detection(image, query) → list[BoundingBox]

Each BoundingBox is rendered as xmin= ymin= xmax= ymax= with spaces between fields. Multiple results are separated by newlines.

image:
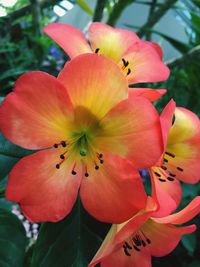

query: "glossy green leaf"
xmin=76 ymin=0 xmax=94 ymax=16
xmin=0 ymin=208 xmax=27 ymax=267
xmin=31 ymin=201 xmax=102 ymax=267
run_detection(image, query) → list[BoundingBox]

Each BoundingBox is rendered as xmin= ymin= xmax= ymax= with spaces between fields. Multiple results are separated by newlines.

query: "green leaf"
xmin=31 ymin=201 xmax=102 ymax=267
xmin=0 ymin=133 xmax=34 ymax=181
xmin=76 ymin=0 xmax=94 ymax=16
xmin=0 ymin=208 xmax=27 ymax=267
xmin=182 ymin=233 xmax=196 ymax=255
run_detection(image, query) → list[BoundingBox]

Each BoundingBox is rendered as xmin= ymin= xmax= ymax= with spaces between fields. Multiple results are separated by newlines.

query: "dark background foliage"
xmin=0 ymin=0 xmax=200 ymax=266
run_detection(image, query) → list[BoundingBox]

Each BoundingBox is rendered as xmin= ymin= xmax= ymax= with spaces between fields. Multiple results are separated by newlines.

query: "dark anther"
xmin=54 ymin=144 xmax=58 ymax=148
xmin=95 ymin=165 xmax=99 ymax=170
xmin=125 ymin=242 xmax=132 ymax=249
xmin=167 ymin=177 xmax=174 ymax=181
xmin=61 ymin=141 xmax=67 ymax=147
xmin=85 ymin=172 xmax=89 ymax=177
xmin=154 ymin=172 xmax=161 ymax=177
xmin=72 ymin=170 xmax=77 ymax=175
xmin=165 ymin=151 xmax=175 ymax=158
xmin=127 ymin=68 xmax=131 ymax=76
xmin=146 ymin=238 xmax=151 ymax=244
xmin=123 ymin=245 xmax=131 ymax=256
xmin=141 ymin=240 xmax=146 ymax=247
xmin=56 ymin=164 xmax=60 ymax=169
xmin=133 ymin=245 xmax=140 ymax=252
xmin=99 ymin=154 xmax=103 ymax=158
xmin=95 ymin=48 xmax=100 ymax=54
xmin=100 ymin=159 xmax=104 ymax=164
xmin=169 ymin=172 xmax=176 ymax=177
xmin=177 ymin=167 xmax=183 ymax=172
xmin=122 ymin=58 xmax=129 ymax=67
xmin=60 ymin=154 xmax=65 ymax=159
xmin=163 ymin=158 xmax=168 ymax=163
xmin=161 ymin=165 xmax=167 ymax=170
xmin=159 ymin=178 xmax=166 ymax=182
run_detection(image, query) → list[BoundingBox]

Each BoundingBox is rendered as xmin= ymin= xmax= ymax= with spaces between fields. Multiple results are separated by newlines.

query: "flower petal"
xmin=43 ymin=23 xmax=91 ymax=58
xmin=142 ymin=219 xmax=196 ymax=257
xmin=99 ymin=95 xmax=163 ymax=168
xmin=80 ymin=154 xmax=147 ymax=224
xmin=122 ymin=41 xmax=170 ymax=84
xmin=88 ymin=22 xmax=140 ymax=62
xmin=58 ymin=53 xmax=128 ymax=119
xmin=6 ymin=148 xmax=82 ymax=222
xmin=165 ymin=107 xmax=200 ymax=183
xmin=160 ymin=99 xmax=176 ymax=150
xmin=153 ymin=196 xmax=200 ymax=224
xmin=0 ymin=71 xmax=73 ymax=149
xmin=100 ymin=246 xmax=151 ymax=267
xmin=150 ymin=167 xmax=182 ymax=218
xmin=129 ymin=88 xmax=167 ymax=102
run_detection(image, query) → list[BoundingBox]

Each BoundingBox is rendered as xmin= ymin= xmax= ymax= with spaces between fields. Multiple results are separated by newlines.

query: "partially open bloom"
xmin=150 ymin=100 xmax=200 ymax=217
xmin=0 ymin=54 xmax=163 ymax=223
xmin=89 ymin=196 xmax=200 ymax=267
xmin=43 ymin=22 xmax=169 ymax=85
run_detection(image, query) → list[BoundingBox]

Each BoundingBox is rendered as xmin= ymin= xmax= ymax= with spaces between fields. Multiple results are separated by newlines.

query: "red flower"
xmin=0 ymin=54 xmax=163 ymax=223
xmin=89 ymin=196 xmax=200 ymax=267
xmin=43 ymin=22 xmax=169 ymax=85
xmin=150 ymin=100 xmax=200 ymax=217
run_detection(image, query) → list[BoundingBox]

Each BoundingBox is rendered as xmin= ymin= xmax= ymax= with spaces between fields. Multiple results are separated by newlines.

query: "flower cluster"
xmin=0 ymin=22 xmax=200 ymax=267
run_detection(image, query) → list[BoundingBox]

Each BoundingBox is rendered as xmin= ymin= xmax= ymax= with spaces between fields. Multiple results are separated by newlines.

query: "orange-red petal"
xmin=165 ymin=107 xmax=200 ymax=183
xmin=122 ymin=41 xmax=170 ymax=84
xmin=43 ymin=23 xmax=91 ymax=58
xmin=99 ymin=95 xmax=163 ymax=168
xmin=143 ymin=219 xmax=196 ymax=257
xmin=88 ymin=22 xmax=140 ymax=62
xmin=80 ymin=154 xmax=147 ymax=224
xmin=58 ymin=53 xmax=128 ymax=119
xmin=153 ymin=196 xmax=200 ymax=224
xmin=0 ymin=71 xmax=73 ymax=149
xmin=6 ymin=148 xmax=82 ymax=222
xmin=129 ymin=88 xmax=167 ymax=102
xmin=150 ymin=168 xmax=182 ymax=217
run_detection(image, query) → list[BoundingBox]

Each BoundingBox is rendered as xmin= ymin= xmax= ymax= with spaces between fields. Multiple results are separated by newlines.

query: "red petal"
xmin=58 ymin=54 xmax=128 ymax=119
xmin=43 ymin=23 xmax=91 ymax=58
xmin=80 ymin=154 xmax=147 ymax=223
xmin=153 ymin=196 xmax=200 ymax=224
xmin=100 ymin=95 xmax=163 ymax=168
xmin=6 ymin=149 xmax=81 ymax=222
xmin=88 ymin=22 xmax=140 ymax=62
xmin=165 ymin=107 xmax=200 ymax=183
xmin=142 ymin=219 xmax=196 ymax=257
xmin=150 ymin=168 xmax=182 ymax=217
xmin=122 ymin=41 xmax=170 ymax=84
xmin=0 ymin=71 xmax=73 ymax=149
xmin=129 ymin=88 xmax=167 ymax=102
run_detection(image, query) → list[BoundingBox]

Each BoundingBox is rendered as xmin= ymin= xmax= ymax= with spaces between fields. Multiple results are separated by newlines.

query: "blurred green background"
xmin=0 ymin=0 xmax=200 ymax=266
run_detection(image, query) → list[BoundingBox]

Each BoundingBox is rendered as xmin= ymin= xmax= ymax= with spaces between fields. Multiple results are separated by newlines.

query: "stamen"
xmin=141 ymin=231 xmax=151 ymax=244
xmin=71 ymin=163 xmax=77 ymax=175
xmin=165 ymin=151 xmax=175 ymax=158
xmin=100 ymin=159 xmax=104 ymax=164
xmin=125 ymin=242 xmax=132 ymax=249
xmin=60 ymin=154 xmax=65 ymax=159
xmin=97 ymin=153 xmax=103 ymax=159
xmin=169 ymin=172 xmax=176 ymax=177
xmin=61 ymin=141 xmax=67 ymax=147
xmin=167 ymin=177 xmax=174 ymax=181
xmin=56 ymin=164 xmax=60 ymax=169
xmin=161 ymin=165 xmax=167 ymax=170
xmin=133 ymin=245 xmax=140 ymax=252
xmin=95 ymin=48 xmax=100 ymax=54
xmin=122 ymin=58 xmax=129 ymax=67
xmin=95 ymin=165 xmax=99 ymax=170
xmin=127 ymin=68 xmax=131 ymax=76
xmin=163 ymin=158 xmax=168 ymax=163
xmin=177 ymin=167 xmax=183 ymax=172
xmin=123 ymin=241 xmax=132 ymax=256
xmin=54 ymin=144 xmax=58 ymax=148
xmin=85 ymin=172 xmax=89 ymax=177
xmin=159 ymin=178 xmax=166 ymax=182
xmin=154 ymin=172 xmax=161 ymax=177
